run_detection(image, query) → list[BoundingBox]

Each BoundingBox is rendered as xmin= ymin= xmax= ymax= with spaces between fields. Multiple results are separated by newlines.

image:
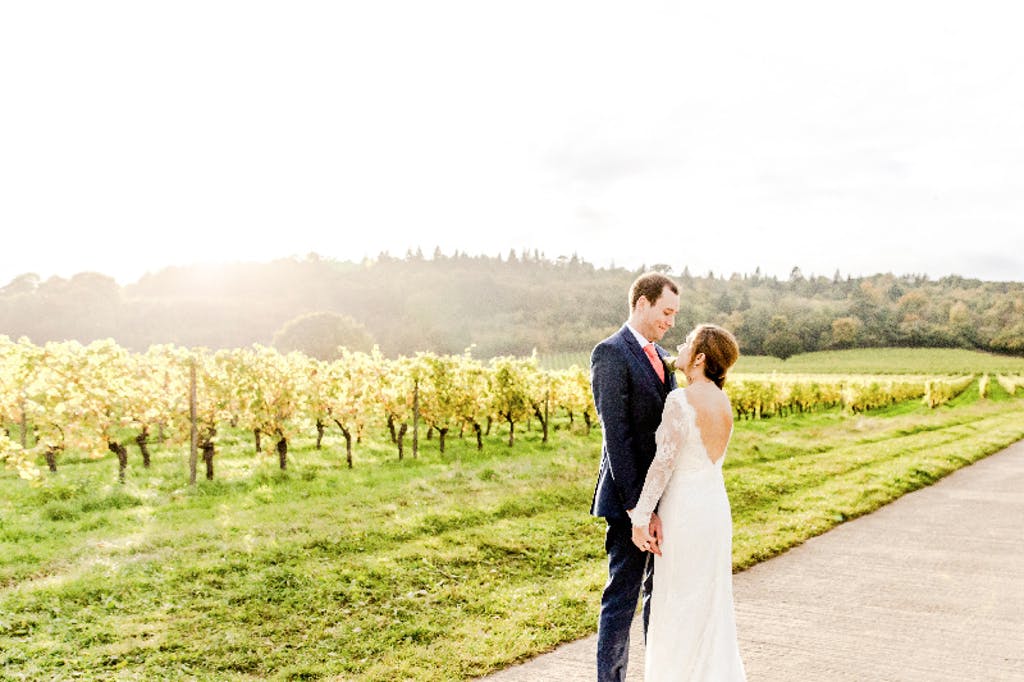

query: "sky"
xmin=1 ymin=1 xmax=1022 ymax=286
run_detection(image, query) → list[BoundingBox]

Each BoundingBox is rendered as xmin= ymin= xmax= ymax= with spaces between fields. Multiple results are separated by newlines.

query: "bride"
xmin=628 ymin=324 xmax=746 ymax=681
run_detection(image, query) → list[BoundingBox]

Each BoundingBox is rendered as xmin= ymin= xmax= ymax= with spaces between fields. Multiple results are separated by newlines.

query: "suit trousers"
xmin=597 ymin=517 xmax=654 ymax=682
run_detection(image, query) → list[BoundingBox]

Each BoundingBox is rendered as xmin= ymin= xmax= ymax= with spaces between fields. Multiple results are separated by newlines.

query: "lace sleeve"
xmin=629 ymin=392 xmax=688 ymax=528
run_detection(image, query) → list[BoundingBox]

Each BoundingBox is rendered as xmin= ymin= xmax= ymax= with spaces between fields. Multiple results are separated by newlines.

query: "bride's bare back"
xmin=683 ymin=383 xmax=733 ymax=463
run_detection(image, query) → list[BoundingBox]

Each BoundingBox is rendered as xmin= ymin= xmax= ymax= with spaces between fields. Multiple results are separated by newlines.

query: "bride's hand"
xmin=632 ymin=524 xmax=661 ymax=556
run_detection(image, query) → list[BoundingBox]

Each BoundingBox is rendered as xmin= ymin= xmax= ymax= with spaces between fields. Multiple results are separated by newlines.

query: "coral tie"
xmin=643 ymin=343 xmax=665 ymax=383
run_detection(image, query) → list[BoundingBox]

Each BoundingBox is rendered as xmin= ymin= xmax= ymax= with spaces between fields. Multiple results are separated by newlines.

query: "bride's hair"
xmin=690 ymin=324 xmax=740 ymax=388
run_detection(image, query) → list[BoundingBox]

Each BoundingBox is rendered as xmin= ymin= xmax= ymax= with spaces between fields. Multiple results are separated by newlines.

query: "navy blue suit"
xmin=590 ymin=325 xmax=676 ymax=682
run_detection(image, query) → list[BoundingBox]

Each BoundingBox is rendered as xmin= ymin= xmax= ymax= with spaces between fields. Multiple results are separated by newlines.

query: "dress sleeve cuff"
xmin=628 ymin=508 xmax=651 ymax=528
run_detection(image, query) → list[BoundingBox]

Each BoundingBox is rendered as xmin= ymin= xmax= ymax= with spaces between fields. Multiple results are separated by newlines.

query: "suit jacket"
xmin=590 ymin=325 xmax=678 ymax=519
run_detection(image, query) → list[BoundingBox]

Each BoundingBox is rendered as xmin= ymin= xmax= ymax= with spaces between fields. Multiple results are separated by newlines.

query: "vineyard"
xmin=727 ymin=373 xmax=976 ymax=417
xmin=0 ymin=336 xmax=596 ymax=484
xmin=2 ymin=339 xmax=1024 ymax=680
xmin=3 ymin=336 xmax=1018 ymax=486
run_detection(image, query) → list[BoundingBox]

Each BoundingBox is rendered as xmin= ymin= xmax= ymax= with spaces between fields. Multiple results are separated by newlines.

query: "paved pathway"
xmin=480 ymin=439 xmax=1024 ymax=681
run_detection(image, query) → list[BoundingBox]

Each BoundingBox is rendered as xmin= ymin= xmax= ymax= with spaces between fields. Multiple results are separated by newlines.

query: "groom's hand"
xmin=649 ymin=513 xmax=664 ymax=556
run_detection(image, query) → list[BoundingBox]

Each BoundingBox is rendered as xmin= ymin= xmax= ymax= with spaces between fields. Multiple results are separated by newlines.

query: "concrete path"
xmin=480 ymin=439 xmax=1024 ymax=681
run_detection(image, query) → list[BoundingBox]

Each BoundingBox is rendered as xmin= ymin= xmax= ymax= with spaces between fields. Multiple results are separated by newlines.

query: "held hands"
xmin=630 ymin=512 xmax=663 ymax=556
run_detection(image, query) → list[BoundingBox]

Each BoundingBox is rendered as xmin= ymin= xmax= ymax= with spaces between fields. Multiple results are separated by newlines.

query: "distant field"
xmin=540 ymin=347 xmax=1024 ymax=375
xmin=538 ymin=351 xmax=592 ymax=370
xmin=734 ymin=348 xmax=1024 ymax=374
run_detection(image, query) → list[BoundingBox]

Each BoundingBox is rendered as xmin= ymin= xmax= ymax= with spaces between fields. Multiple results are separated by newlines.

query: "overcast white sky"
xmin=1 ymin=1 xmax=1022 ymax=286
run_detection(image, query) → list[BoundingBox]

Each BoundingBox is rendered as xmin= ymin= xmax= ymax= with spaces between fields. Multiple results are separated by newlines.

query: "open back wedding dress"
xmin=630 ymin=389 xmax=747 ymax=681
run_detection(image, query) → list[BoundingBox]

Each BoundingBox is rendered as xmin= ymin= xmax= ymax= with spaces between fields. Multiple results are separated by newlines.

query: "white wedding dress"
xmin=630 ymin=389 xmax=747 ymax=682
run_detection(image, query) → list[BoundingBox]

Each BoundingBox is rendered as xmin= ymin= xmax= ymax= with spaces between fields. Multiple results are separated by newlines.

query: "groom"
xmin=590 ymin=272 xmax=679 ymax=682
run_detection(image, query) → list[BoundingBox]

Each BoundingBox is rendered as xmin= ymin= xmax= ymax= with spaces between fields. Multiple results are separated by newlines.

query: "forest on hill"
xmin=1 ymin=250 xmax=1022 ymax=358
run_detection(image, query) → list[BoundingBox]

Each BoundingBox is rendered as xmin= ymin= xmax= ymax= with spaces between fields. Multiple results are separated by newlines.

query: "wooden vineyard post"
xmin=189 ymin=358 xmax=198 ymax=486
xmin=544 ymin=388 xmax=550 ymax=443
xmin=412 ymin=378 xmax=420 ymax=459
xmin=19 ymin=397 xmax=27 ymax=449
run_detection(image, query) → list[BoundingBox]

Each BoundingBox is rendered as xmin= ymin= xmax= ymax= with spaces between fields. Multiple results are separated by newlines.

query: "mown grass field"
xmin=2 ymin=349 xmax=1023 ymax=680
xmin=734 ymin=347 xmax=1024 ymax=375
xmin=541 ymin=346 xmax=1024 ymax=374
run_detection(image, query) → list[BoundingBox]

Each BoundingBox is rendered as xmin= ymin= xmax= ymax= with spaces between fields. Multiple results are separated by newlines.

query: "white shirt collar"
xmin=625 ymin=322 xmax=652 ymax=349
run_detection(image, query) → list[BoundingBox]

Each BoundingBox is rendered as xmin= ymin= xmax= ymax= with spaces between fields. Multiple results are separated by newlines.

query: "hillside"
xmin=1 ymin=252 xmax=1022 ymax=358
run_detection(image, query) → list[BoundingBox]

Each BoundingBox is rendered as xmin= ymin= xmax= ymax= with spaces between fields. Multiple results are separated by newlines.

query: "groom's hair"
xmin=629 ymin=273 xmax=679 ymax=311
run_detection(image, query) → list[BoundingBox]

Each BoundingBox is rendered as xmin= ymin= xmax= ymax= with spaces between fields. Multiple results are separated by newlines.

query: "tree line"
xmin=1 ymin=251 xmax=1022 ymax=358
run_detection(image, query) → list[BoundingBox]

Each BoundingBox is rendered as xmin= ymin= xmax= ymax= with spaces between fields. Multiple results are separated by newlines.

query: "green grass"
xmin=541 ymin=347 xmax=1024 ymax=375
xmin=2 ymin=385 xmax=1023 ymax=680
xmin=537 ymin=351 xmax=592 ymax=370
xmin=733 ymin=347 xmax=1024 ymax=375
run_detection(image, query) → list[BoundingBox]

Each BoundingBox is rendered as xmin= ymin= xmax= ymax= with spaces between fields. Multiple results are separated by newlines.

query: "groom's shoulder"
xmin=591 ymin=328 xmax=628 ymax=363
xmin=599 ymin=325 xmax=629 ymax=346
xmin=593 ymin=327 xmax=627 ymax=350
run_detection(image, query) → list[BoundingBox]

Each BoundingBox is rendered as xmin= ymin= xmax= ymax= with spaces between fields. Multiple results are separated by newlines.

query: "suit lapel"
xmin=618 ymin=325 xmax=666 ymax=390
xmin=655 ymin=345 xmax=676 ymax=393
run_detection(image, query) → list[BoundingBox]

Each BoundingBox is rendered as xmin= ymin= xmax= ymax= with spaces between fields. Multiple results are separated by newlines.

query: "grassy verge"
xmin=1 ymin=384 xmax=1022 ymax=680
xmin=733 ymin=347 xmax=1024 ymax=374
xmin=541 ymin=347 xmax=1024 ymax=375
